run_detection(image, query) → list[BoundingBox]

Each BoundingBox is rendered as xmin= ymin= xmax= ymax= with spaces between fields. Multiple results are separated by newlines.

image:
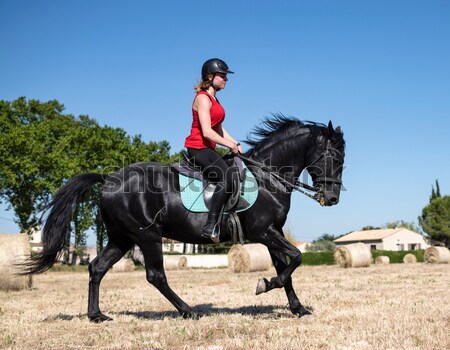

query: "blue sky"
xmin=1 ymin=1 xmax=449 ymax=244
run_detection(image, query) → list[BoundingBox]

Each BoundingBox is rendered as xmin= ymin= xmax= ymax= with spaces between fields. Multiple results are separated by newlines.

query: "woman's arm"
xmin=196 ymin=95 xmax=240 ymax=153
xmin=222 ymin=126 xmax=243 ymax=153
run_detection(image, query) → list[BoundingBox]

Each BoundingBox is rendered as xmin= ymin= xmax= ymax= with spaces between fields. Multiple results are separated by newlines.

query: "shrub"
xmin=301 ymin=252 xmax=335 ymax=265
xmin=49 ymin=265 xmax=89 ymax=272
xmin=371 ymin=250 xmax=424 ymax=263
xmin=305 ymin=240 xmax=336 ymax=252
xmin=299 ymin=250 xmax=425 ymax=266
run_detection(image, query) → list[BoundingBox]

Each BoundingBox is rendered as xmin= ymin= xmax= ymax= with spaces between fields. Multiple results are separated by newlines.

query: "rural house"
xmin=334 ymin=228 xmax=431 ymax=251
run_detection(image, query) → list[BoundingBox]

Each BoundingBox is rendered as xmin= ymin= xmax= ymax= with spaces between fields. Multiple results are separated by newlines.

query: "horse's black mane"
xmin=243 ymin=114 xmax=345 ymax=157
xmin=247 ymin=114 xmax=326 ymax=144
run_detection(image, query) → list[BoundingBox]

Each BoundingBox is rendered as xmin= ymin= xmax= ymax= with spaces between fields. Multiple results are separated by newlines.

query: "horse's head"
xmin=306 ymin=121 xmax=345 ymax=206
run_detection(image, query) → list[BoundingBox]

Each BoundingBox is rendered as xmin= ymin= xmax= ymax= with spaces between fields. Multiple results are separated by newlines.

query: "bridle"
xmin=304 ymin=140 xmax=344 ymax=204
xmin=237 ymin=140 xmax=343 ymax=205
xmin=306 ymin=140 xmax=343 ymax=185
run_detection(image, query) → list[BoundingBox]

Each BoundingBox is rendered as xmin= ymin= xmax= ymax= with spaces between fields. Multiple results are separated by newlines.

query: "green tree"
xmin=1 ymin=97 xmax=174 ymax=257
xmin=313 ymin=233 xmax=338 ymax=242
xmin=418 ymin=196 xmax=450 ymax=247
xmin=0 ymin=97 xmax=79 ymax=232
xmin=305 ymin=240 xmax=336 ymax=252
xmin=361 ymin=225 xmax=382 ymax=230
xmin=384 ymin=220 xmax=420 ymax=233
xmin=305 ymin=233 xmax=337 ymax=252
xmin=430 ymin=179 xmax=441 ymax=202
xmin=58 ymin=112 xmax=174 ymax=255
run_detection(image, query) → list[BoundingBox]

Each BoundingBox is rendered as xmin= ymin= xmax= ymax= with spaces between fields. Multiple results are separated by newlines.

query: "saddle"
xmin=172 ymin=150 xmax=258 ymax=213
xmin=172 ymin=151 xmax=259 ymax=244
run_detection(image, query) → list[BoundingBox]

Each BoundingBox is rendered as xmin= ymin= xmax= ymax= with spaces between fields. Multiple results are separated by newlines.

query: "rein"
xmin=236 ymin=153 xmax=321 ymax=203
xmin=236 ymin=140 xmax=343 ymax=205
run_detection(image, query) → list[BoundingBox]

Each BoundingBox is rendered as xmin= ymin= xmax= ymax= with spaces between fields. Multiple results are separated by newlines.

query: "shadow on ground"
xmin=42 ymin=304 xmax=314 ymax=322
xmin=42 ymin=313 xmax=85 ymax=321
xmin=117 ymin=303 xmax=314 ymax=320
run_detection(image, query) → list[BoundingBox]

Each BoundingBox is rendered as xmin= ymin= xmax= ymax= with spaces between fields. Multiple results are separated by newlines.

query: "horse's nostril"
xmin=329 ymin=197 xmax=338 ymax=205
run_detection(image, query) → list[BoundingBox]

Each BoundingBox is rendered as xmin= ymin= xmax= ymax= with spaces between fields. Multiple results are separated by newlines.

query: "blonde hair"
xmin=194 ymin=76 xmax=212 ymax=92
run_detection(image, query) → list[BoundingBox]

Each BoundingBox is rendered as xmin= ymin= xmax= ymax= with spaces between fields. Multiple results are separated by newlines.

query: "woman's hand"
xmin=230 ymin=143 xmax=242 ymax=155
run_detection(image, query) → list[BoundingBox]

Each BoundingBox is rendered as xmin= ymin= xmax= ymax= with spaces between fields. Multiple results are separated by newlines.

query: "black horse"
xmin=24 ymin=115 xmax=345 ymax=322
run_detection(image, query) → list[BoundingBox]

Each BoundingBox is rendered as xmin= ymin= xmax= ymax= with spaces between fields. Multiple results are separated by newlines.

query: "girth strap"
xmin=227 ymin=212 xmax=244 ymax=245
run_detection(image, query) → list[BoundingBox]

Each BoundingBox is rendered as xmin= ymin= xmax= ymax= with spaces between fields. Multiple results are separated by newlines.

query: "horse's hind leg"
xmin=138 ymin=237 xmax=194 ymax=318
xmin=88 ymin=237 xmax=133 ymax=322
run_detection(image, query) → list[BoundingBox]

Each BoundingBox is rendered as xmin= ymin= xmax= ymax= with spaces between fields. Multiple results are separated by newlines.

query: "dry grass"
xmin=0 ymin=264 xmax=449 ymax=350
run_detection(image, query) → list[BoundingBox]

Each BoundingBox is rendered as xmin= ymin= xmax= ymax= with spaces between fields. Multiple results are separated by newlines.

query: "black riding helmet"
xmin=201 ymin=58 xmax=234 ymax=80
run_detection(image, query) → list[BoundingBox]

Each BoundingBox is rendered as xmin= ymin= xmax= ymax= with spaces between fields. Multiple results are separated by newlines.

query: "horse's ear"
xmin=335 ymin=126 xmax=341 ymax=134
xmin=327 ymin=121 xmax=334 ymax=135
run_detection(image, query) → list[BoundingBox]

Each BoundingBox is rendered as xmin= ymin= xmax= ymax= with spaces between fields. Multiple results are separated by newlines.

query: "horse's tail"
xmin=23 ymin=173 xmax=105 ymax=275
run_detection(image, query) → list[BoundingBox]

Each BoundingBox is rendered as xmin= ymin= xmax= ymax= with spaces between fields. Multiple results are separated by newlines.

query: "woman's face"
xmin=211 ymin=73 xmax=228 ymax=90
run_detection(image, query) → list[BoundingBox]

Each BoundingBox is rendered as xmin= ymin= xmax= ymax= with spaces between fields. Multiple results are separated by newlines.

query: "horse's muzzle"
xmin=316 ymin=187 xmax=340 ymax=207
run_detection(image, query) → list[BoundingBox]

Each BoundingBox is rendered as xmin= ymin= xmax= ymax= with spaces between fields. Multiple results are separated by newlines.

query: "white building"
xmin=162 ymin=239 xmax=196 ymax=254
xmin=334 ymin=228 xmax=431 ymax=251
xmin=30 ymin=229 xmax=43 ymax=252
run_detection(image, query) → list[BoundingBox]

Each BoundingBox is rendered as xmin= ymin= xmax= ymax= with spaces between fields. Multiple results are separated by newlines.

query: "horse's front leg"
xmin=254 ymin=225 xmax=311 ymax=317
xmin=268 ymin=249 xmax=311 ymax=317
xmin=254 ymin=225 xmax=301 ymax=294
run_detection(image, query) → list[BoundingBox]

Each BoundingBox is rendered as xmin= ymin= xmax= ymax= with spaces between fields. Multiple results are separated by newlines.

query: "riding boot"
xmin=202 ymin=183 xmax=228 ymax=242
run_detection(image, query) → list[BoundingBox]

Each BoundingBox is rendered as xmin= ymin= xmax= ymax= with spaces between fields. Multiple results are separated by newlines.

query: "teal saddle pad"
xmin=179 ymin=163 xmax=259 ymax=213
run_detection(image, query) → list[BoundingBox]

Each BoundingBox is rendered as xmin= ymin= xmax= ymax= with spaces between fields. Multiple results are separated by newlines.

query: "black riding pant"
xmin=187 ymin=147 xmax=233 ymax=215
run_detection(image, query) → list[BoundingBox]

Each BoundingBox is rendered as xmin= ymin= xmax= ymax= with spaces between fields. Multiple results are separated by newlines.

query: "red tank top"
xmin=184 ymin=91 xmax=225 ymax=150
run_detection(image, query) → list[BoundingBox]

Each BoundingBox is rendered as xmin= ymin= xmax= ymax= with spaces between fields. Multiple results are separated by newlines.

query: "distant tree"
xmin=361 ymin=225 xmax=382 ymax=231
xmin=419 ymin=196 xmax=450 ymax=247
xmin=215 ymin=147 xmax=232 ymax=157
xmin=384 ymin=220 xmax=420 ymax=233
xmin=430 ymin=179 xmax=441 ymax=202
xmin=313 ymin=233 xmax=337 ymax=242
xmin=305 ymin=240 xmax=336 ymax=252
xmin=305 ymin=233 xmax=337 ymax=252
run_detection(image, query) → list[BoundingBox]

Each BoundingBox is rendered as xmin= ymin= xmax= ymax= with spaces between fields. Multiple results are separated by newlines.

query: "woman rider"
xmin=184 ymin=58 xmax=243 ymax=241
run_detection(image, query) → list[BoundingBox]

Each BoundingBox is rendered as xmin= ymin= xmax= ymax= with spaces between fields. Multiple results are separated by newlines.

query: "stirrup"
xmin=202 ymin=222 xmax=221 ymax=243
xmin=210 ymin=223 xmax=220 ymax=243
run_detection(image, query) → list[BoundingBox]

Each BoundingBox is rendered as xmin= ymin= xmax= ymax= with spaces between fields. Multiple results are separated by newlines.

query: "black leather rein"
xmin=236 ymin=153 xmax=321 ymax=202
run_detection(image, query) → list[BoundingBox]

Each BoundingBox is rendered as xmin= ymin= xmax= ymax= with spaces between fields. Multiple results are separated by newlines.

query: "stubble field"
xmin=0 ymin=263 xmax=449 ymax=350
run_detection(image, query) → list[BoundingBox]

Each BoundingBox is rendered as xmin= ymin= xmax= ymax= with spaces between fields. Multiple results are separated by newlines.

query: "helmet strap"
xmin=211 ymin=74 xmax=222 ymax=92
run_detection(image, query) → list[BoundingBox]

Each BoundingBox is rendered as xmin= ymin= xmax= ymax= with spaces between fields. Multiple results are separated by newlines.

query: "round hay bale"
xmin=403 ymin=253 xmax=417 ymax=264
xmin=164 ymin=255 xmax=188 ymax=270
xmin=0 ymin=233 xmax=32 ymax=291
xmin=228 ymin=243 xmax=271 ymax=273
xmin=375 ymin=256 xmax=390 ymax=265
xmin=334 ymin=243 xmax=371 ymax=268
xmin=112 ymin=258 xmax=135 ymax=272
xmin=424 ymin=246 xmax=450 ymax=264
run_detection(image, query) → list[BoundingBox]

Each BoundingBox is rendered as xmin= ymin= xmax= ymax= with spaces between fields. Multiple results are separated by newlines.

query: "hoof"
xmin=255 ymin=278 xmax=269 ymax=295
xmin=293 ymin=306 xmax=312 ymax=318
xmin=89 ymin=313 xmax=113 ymax=323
